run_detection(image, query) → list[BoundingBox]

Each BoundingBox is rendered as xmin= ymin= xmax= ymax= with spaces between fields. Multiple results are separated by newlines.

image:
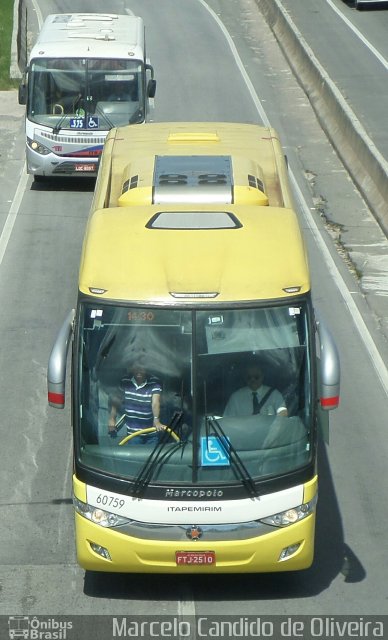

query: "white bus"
xmin=18 ymin=13 xmax=156 ymax=180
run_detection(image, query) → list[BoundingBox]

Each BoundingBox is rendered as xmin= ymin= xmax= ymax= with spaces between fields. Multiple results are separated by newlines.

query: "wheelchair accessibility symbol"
xmin=201 ymin=436 xmax=230 ymax=467
xmin=87 ymin=116 xmax=99 ymax=129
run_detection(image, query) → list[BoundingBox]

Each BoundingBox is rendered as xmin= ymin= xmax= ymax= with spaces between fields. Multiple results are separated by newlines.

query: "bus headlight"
xmin=27 ymin=137 xmax=51 ymax=155
xmin=73 ymin=495 xmax=131 ymax=528
xmin=260 ymin=495 xmax=317 ymax=528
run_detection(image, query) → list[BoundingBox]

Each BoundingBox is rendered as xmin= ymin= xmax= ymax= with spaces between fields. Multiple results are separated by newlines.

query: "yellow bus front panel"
xmin=74 ymin=511 xmax=315 ymax=574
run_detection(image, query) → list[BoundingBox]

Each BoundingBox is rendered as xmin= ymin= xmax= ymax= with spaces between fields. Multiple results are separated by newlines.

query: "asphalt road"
xmin=276 ymin=0 xmax=388 ymax=163
xmin=0 ymin=0 xmax=387 ymax=630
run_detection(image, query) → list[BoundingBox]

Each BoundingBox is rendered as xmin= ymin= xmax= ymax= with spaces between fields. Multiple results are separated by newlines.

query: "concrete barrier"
xmin=10 ymin=0 xmax=24 ymax=79
xmin=255 ymin=0 xmax=388 ymax=236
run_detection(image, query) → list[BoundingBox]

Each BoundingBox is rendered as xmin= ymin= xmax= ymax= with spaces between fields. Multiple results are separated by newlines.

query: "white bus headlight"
xmin=27 ymin=137 xmax=51 ymax=155
xmin=260 ymin=495 xmax=317 ymax=527
xmin=73 ymin=495 xmax=131 ymax=528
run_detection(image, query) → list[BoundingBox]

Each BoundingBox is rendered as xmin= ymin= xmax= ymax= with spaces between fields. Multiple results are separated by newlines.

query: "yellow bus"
xmin=48 ymin=127 xmax=340 ymax=574
xmin=94 ymin=121 xmax=293 ymax=209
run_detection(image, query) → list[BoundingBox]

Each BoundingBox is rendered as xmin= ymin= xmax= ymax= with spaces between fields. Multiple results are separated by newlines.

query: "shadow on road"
xmin=29 ymin=177 xmax=96 ymax=192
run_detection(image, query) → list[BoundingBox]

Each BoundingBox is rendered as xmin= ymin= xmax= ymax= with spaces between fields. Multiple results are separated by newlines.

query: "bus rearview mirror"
xmin=147 ymin=79 xmax=156 ymax=98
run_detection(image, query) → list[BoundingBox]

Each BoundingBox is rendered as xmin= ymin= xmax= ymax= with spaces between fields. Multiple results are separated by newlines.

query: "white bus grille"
xmin=41 ymin=131 xmax=106 ymax=145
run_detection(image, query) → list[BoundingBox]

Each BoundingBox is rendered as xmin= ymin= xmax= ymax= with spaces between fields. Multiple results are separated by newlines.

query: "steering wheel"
xmin=118 ymin=426 xmax=180 ymax=446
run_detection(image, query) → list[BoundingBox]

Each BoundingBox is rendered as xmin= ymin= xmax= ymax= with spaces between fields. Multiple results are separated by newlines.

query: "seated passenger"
xmin=224 ymin=363 xmax=288 ymax=418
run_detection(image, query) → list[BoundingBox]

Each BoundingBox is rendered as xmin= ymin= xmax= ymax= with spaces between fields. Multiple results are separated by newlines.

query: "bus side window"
xmin=31 ymin=72 xmax=48 ymax=115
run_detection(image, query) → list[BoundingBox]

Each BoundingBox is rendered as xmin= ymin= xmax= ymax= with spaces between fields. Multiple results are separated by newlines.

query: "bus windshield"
xmin=76 ymin=301 xmax=313 ymax=486
xmin=28 ymin=58 xmax=145 ymax=130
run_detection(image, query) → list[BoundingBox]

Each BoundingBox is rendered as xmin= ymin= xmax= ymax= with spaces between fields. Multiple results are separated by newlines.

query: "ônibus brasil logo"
xmin=8 ymin=616 xmax=72 ymax=640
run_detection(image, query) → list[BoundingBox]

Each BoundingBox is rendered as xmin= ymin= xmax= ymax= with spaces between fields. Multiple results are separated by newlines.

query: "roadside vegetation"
xmin=0 ymin=0 xmax=20 ymax=90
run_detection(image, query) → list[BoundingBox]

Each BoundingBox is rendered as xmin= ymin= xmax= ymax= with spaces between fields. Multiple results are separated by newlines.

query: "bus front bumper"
xmin=74 ymin=512 xmax=315 ymax=573
xmin=26 ymin=142 xmax=102 ymax=178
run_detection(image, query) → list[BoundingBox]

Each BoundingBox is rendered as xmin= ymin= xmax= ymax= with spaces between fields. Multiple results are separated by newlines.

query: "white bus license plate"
xmin=176 ymin=551 xmax=216 ymax=565
xmin=75 ymin=164 xmax=95 ymax=172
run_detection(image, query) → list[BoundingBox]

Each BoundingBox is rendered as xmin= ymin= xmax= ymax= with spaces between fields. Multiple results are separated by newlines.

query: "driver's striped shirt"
xmin=120 ymin=375 xmax=162 ymax=434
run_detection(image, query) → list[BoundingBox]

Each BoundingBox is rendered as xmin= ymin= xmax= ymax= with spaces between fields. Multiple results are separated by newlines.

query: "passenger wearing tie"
xmin=224 ymin=364 xmax=288 ymax=418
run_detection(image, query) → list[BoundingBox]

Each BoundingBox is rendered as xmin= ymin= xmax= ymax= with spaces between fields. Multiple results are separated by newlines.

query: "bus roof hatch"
xmin=152 ymin=155 xmax=232 ymax=205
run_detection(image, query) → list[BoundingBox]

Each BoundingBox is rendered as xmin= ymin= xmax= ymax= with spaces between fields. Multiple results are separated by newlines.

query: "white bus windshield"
xmin=28 ymin=58 xmax=145 ymax=130
xmin=76 ymin=302 xmax=313 ymax=486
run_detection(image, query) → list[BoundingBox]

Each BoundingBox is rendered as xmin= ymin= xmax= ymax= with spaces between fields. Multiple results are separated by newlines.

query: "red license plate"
xmin=176 ymin=551 xmax=216 ymax=565
xmin=75 ymin=164 xmax=95 ymax=172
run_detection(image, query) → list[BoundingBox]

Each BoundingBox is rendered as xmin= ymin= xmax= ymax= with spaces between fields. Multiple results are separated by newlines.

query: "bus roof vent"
xmin=147 ymin=210 xmax=242 ymax=230
xmin=53 ymin=14 xmax=118 ymax=26
xmin=153 ymin=156 xmax=233 ymax=204
xmin=122 ymin=175 xmax=138 ymax=193
xmin=68 ymin=31 xmax=116 ymax=41
xmin=65 ymin=14 xmax=118 ymax=25
xmin=167 ymin=133 xmax=220 ymax=143
xmin=248 ymin=174 xmax=265 ymax=194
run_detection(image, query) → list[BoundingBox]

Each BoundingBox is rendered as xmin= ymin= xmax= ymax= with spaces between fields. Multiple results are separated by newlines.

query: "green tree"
xmin=0 ymin=0 xmax=20 ymax=89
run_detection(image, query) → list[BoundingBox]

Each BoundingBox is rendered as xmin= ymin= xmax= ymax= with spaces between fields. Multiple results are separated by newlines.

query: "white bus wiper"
xmin=93 ymin=103 xmax=115 ymax=129
xmin=205 ymin=415 xmax=259 ymax=498
xmin=132 ymin=411 xmax=185 ymax=497
xmin=52 ymin=94 xmax=83 ymax=134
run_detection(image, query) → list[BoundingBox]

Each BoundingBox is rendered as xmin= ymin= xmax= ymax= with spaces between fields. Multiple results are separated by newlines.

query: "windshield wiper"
xmin=52 ymin=94 xmax=83 ymax=134
xmin=93 ymin=103 xmax=115 ymax=129
xmin=206 ymin=415 xmax=259 ymax=497
xmin=132 ymin=411 xmax=185 ymax=497
xmin=96 ymin=335 xmax=116 ymax=369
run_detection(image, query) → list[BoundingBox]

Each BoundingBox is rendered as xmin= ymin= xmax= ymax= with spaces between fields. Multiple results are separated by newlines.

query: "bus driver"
xmin=108 ymin=362 xmax=167 ymax=443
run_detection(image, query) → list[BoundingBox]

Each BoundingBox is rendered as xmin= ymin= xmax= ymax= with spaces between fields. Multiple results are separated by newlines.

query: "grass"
xmin=0 ymin=0 xmax=20 ymax=89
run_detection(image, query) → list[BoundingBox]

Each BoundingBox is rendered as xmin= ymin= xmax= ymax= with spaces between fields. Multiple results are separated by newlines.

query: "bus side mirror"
xmin=18 ymin=83 xmax=27 ymax=105
xmin=316 ymin=316 xmax=340 ymax=411
xmin=47 ymin=309 xmax=75 ymax=408
xmin=147 ymin=78 xmax=156 ymax=98
xmin=145 ymin=63 xmax=156 ymax=98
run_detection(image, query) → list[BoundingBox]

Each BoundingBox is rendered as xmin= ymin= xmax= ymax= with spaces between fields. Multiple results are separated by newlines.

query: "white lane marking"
xmin=4 ymin=0 xmax=44 ymax=265
xmin=177 ymin=598 xmax=197 ymax=640
xmin=199 ymin=0 xmax=388 ymax=396
xmin=198 ymin=0 xmax=269 ymax=124
xmin=326 ymin=0 xmax=388 ymax=71
xmin=0 ymin=166 xmax=28 ymax=266
xmin=31 ymin=0 xmax=44 ymax=28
